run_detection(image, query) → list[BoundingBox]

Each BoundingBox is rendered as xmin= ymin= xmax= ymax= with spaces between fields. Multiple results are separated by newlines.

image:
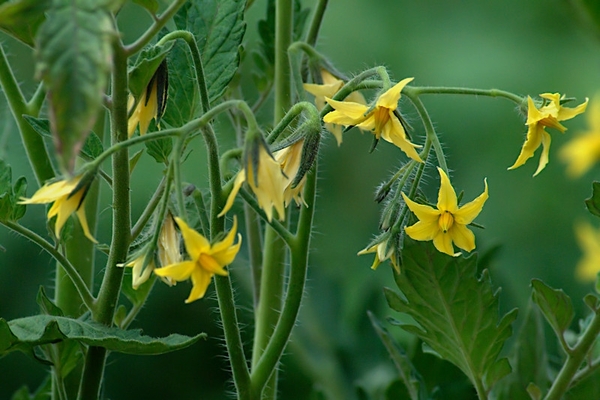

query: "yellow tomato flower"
xmin=154 ymin=217 xmax=241 ymax=303
xmin=560 ymin=98 xmax=600 ymax=177
xmin=323 ymin=77 xmax=423 ymax=162
xmin=19 ymin=175 xmax=96 ymax=242
xmin=122 ymin=253 xmax=155 ymax=290
xmin=219 ymin=142 xmax=288 ymax=222
xmin=402 ymin=167 xmax=488 ymax=256
xmin=274 ymin=140 xmax=307 ymax=207
xmin=304 ymin=70 xmax=366 ymax=145
xmin=508 ymin=93 xmax=588 ymax=176
xmin=574 ymin=222 xmax=600 ymax=282
xmin=127 ymin=61 xmax=168 ymax=137
xmin=357 ymin=241 xmax=400 ymax=273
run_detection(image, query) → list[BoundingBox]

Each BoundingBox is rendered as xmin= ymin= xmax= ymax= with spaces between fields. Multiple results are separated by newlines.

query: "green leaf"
xmin=492 ymin=302 xmax=550 ymax=400
xmin=10 ymin=376 xmax=51 ymax=400
xmin=188 ymin=0 xmax=246 ymax=103
xmin=368 ymin=311 xmax=427 ymax=400
xmin=0 ymin=159 xmax=27 ymax=222
xmin=128 ymin=41 xmax=174 ymax=99
xmin=80 ymin=131 xmax=104 ymax=160
xmin=585 ymin=181 xmax=600 ymax=218
xmin=0 ymin=0 xmax=50 ymax=47
xmin=36 ymin=286 xmax=64 ymax=317
xmin=531 ymin=279 xmax=574 ymax=340
xmin=145 ymin=137 xmax=173 ymax=164
xmin=0 ymin=315 xmax=205 ymax=357
xmin=133 ymin=0 xmax=158 ymax=14
xmin=35 ymin=0 xmax=113 ymax=173
xmin=22 ymin=115 xmax=51 ymax=138
xmin=564 ymin=363 xmax=600 ymax=399
xmin=129 ymin=148 xmax=145 ymax=173
xmin=384 ymin=239 xmax=517 ymax=394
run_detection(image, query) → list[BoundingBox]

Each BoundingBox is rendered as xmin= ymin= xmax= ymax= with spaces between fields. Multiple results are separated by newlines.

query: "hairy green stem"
xmin=409 ymin=86 xmax=524 ymax=106
xmin=305 ymin=0 xmax=328 ymax=47
xmin=1 ymin=221 xmax=95 ymax=311
xmin=131 ymin=177 xmax=167 ymax=241
xmin=250 ymin=162 xmax=317 ymax=395
xmin=545 ymin=311 xmax=600 ymax=400
xmin=0 ymin=45 xmax=54 ymax=184
xmin=78 ymin=41 xmax=131 ymax=400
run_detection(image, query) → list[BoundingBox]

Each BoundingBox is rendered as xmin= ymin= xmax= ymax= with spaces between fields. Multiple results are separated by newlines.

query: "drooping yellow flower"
xmin=19 ymin=175 xmax=96 ymax=242
xmin=127 ymin=60 xmax=169 ymax=137
xmin=574 ymin=222 xmax=600 ymax=282
xmin=323 ymin=77 xmax=423 ymax=162
xmin=154 ymin=217 xmax=241 ymax=303
xmin=121 ymin=253 xmax=155 ymax=290
xmin=508 ymin=93 xmax=588 ymax=176
xmin=304 ymin=70 xmax=366 ymax=145
xmin=219 ymin=142 xmax=288 ymax=222
xmin=402 ymin=167 xmax=488 ymax=256
xmin=560 ymin=98 xmax=600 ymax=177
xmin=273 ymin=140 xmax=307 ymax=207
xmin=357 ymin=240 xmax=400 ymax=273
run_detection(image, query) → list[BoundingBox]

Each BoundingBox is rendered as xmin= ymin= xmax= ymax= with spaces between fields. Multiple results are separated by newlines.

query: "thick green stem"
xmin=78 ymin=42 xmax=131 ymax=400
xmin=250 ymin=2 xmax=294 ymax=398
xmin=545 ymin=311 xmax=600 ymax=400
xmin=305 ymin=0 xmax=328 ymax=47
xmin=0 ymin=45 xmax=54 ymax=184
xmin=250 ymin=163 xmax=316 ymax=395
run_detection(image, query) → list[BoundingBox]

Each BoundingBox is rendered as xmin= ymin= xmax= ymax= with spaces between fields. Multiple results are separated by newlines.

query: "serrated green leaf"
xmin=164 ymin=0 xmax=246 ymax=126
xmin=0 ymin=315 xmax=205 ymax=357
xmin=585 ymin=182 xmax=600 ymax=218
xmin=35 ymin=0 xmax=113 ymax=173
xmin=128 ymin=41 xmax=174 ymax=99
xmin=145 ymin=137 xmax=172 ymax=164
xmin=80 ymin=131 xmax=104 ymax=160
xmin=22 ymin=115 xmax=51 ymax=138
xmin=0 ymin=0 xmax=50 ymax=47
xmin=0 ymin=159 xmax=27 ymax=222
xmin=531 ymin=279 xmax=574 ymax=340
xmin=492 ymin=302 xmax=550 ymax=400
xmin=36 ymin=286 xmax=64 ymax=317
xmin=368 ymin=311 xmax=426 ymax=400
xmin=384 ymin=239 xmax=517 ymax=394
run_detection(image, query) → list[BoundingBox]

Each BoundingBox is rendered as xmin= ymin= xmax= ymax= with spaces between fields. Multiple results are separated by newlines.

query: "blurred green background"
xmin=1 ymin=0 xmax=600 ymax=398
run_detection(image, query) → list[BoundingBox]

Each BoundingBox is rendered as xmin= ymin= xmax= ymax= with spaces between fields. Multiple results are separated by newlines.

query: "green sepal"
xmin=0 ymin=315 xmax=205 ymax=357
xmin=0 ymin=159 xmax=27 ymax=222
xmin=128 ymin=42 xmax=174 ymax=100
xmin=531 ymin=278 xmax=574 ymax=340
xmin=0 ymin=0 xmax=50 ymax=47
xmin=585 ymin=181 xmax=600 ymax=218
xmin=384 ymin=239 xmax=517 ymax=394
xmin=368 ymin=311 xmax=427 ymax=400
xmin=35 ymin=0 xmax=114 ymax=173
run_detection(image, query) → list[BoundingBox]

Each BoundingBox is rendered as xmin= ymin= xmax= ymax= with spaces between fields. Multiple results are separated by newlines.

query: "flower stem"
xmin=409 ymin=86 xmax=524 ymax=106
xmin=1 ymin=221 xmax=95 ymax=311
xmin=545 ymin=310 xmax=600 ymax=400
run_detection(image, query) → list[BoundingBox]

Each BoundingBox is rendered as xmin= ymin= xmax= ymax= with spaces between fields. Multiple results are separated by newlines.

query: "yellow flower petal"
xmin=454 ymin=178 xmax=488 ymax=225
xmin=186 ymin=268 xmax=213 ymax=303
xmin=175 ymin=217 xmax=210 ymax=261
xmin=402 ymin=192 xmax=440 ymax=222
xmin=449 ymin=223 xmax=476 ymax=253
xmin=376 ymin=77 xmax=413 ymax=109
xmin=436 ymin=168 xmax=458 ymax=213
xmin=154 ymin=260 xmax=196 ymax=281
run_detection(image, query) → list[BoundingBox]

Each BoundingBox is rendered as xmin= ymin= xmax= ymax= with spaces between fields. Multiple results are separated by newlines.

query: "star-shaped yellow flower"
xmin=154 ymin=217 xmax=241 ymax=303
xmin=323 ymin=77 xmax=423 ymax=162
xmin=219 ymin=141 xmax=288 ymax=222
xmin=357 ymin=240 xmax=400 ymax=273
xmin=304 ymin=70 xmax=366 ymax=145
xmin=560 ymin=97 xmax=600 ymax=177
xmin=574 ymin=222 xmax=600 ymax=282
xmin=508 ymin=93 xmax=588 ymax=176
xmin=402 ymin=167 xmax=488 ymax=256
xmin=19 ymin=175 xmax=96 ymax=242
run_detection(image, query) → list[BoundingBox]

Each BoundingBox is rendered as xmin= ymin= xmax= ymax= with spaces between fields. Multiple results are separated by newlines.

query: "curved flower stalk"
xmin=19 ymin=175 xmax=96 ymax=242
xmin=154 ymin=217 xmax=241 ymax=303
xmin=323 ymin=77 xmax=423 ymax=162
xmin=304 ymin=69 xmax=366 ymax=145
xmin=402 ymin=167 xmax=488 ymax=256
xmin=560 ymin=97 xmax=600 ymax=177
xmin=508 ymin=93 xmax=587 ymax=176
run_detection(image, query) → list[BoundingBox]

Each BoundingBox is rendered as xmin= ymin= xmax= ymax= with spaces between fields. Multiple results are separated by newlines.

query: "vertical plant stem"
xmin=305 ymin=0 xmax=328 ymax=47
xmin=251 ymin=1 xmax=293 ymax=398
xmin=0 ymin=45 xmax=54 ymax=184
xmin=78 ymin=42 xmax=131 ymax=400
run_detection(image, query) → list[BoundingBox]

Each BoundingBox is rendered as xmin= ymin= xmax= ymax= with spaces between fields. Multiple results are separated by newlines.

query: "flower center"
xmin=438 ymin=210 xmax=454 ymax=233
xmin=373 ymin=107 xmax=391 ymax=136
